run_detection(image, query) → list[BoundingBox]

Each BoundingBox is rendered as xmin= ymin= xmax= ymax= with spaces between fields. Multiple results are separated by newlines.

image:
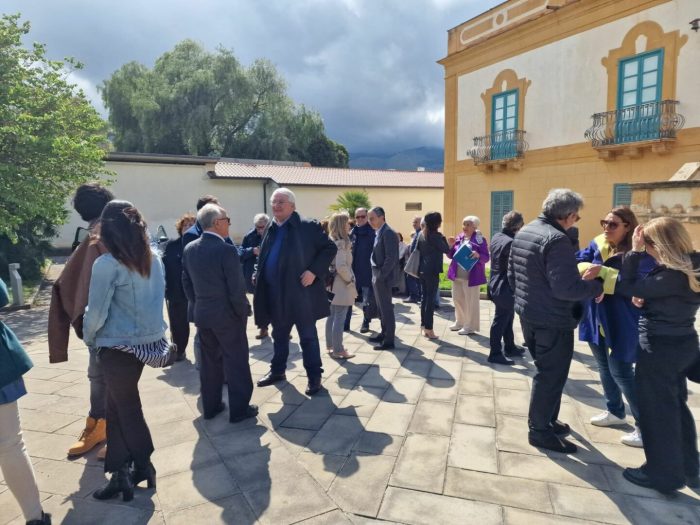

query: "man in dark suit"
xmin=182 ymin=204 xmax=257 ymax=423
xmin=367 ymin=206 xmax=399 ymax=350
xmin=253 ymin=188 xmax=337 ymax=396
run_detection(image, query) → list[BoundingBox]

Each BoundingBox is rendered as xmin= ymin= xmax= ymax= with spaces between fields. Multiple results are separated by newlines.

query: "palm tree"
xmin=329 ymin=190 xmax=371 ymax=217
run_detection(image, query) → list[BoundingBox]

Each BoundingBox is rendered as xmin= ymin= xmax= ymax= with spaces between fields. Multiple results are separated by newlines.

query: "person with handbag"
xmin=83 ymin=201 xmax=169 ymax=502
xmin=325 ymin=212 xmax=357 ymax=359
xmin=616 ymin=218 xmax=700 ymax=494
xmin=0 ymin=279 xmax=51 ymax=524
xmin=416 ymin=212 xmax=450 ymax=339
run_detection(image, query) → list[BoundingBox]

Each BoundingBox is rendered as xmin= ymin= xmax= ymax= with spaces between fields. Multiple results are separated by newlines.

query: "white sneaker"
xmin=621 ymin=427 xmax=643 ymax=448
xmin=448 ymin=324 xmax=460 ymax=331
xmin=458 ymin=328 xmax=474 ymax=335
xmin=590 ymin=411 xmax=626 ymax=427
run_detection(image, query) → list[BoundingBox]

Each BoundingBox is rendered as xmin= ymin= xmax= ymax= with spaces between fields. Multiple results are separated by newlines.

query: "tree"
xmin=329 ymin=190 xmax=371 ymax=217
xmin=0 ymin=14 xmax=110 ymax=243
xmin=102 ymin=40 xmax=348 ymax=167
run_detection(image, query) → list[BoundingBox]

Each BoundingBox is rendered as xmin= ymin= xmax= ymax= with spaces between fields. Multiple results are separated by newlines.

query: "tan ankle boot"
xmin=68 ymin=417 xmax=107 ymax=457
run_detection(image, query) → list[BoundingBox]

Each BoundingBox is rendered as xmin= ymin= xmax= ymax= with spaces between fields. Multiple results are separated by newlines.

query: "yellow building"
xmin=439 ymin=0 xmax=700 ymax=244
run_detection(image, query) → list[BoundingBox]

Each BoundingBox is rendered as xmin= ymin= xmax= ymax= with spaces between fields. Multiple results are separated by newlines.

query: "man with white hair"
xmin=182 ymin=204 xmax=256 ymax=423
xmin=509 ymin=189 xmax=604 ymax=453
xmin=241 ymin=212 xmax=270 ymax=339
xmin=253 ymin=188 xmax=337 ymax=396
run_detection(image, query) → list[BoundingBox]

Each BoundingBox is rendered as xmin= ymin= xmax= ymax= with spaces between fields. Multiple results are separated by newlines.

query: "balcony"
xmin=469 ymin=130 xmax=528 ymax=172
xmin=585 ymin=100 xmax=685 ymax=160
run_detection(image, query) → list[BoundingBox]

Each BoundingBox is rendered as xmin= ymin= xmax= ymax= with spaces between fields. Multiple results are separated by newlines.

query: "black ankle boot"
xmin=26 ymin=511 xmax=51 ymax=525
xmin=93 ymin=465 xmax=134 ymax=502
xmin=132 ymin=462 xmax=157 ymax=489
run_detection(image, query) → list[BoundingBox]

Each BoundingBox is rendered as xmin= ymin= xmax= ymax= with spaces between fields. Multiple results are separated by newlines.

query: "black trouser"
xmin=419 ymin=273 xmax=439 ymax=330
xmin=99 ymin=348 xmax=153 ymax=473
xmin=199 ymin=322 xmax=254 ymax=419
xmin=636 ymin=333 xmax=700 ymax=492
xmin=489 ymin=295 xmax=515 ymax=357
xmin=372 ymin=269 xmax=395 ymax=344
xmin=520 ymin=320 xmax=574 ymax=438
xmin=166 ymin=299 xmax=190 ymax=356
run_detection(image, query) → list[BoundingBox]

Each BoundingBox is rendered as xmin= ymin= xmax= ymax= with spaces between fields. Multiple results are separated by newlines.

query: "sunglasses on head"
xmin=600 ymin=219 xmax=628 ymax=231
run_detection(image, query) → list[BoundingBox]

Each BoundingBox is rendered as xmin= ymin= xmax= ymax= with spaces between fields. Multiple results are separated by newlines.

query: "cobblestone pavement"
xmin=2 ymin=263 xmax=700 ymax=524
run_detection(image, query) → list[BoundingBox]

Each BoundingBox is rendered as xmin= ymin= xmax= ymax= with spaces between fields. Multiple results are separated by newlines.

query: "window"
xmin=613 ymin=184 xmax=632 ymax=207
xmin=405 ymin=202 xmax=422 ymax=211
xmin=490 ymin=191 xmax=514 ymax=239
xmin=616 ymin=49 xmax=664 ymax=143
xmin=490 ymin=89 xmax=519 ymax=160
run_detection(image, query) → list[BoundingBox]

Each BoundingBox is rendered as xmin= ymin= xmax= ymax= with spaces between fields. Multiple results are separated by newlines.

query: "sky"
xmin=4 ymin=0 xmax=502 ymax=154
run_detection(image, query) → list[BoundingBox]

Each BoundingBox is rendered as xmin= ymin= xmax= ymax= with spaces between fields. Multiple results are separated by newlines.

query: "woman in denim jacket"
xmin=84 ymin=201 xmax=167 ymax=502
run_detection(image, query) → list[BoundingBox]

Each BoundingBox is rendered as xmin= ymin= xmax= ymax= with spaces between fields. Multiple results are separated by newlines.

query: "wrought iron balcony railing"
xmin=469 ymin=130 xmax=528 ymax=165
xmin=585 ymin=100 xmax=685 ymax=148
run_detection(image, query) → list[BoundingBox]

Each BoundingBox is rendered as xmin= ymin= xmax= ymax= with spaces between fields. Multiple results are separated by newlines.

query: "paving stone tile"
xmin=329 ymin=453 xmax=396 ymax=517
xmin=455 ymin=394 xmax=496 ymax=427
xmin=378 ymin=486 xmax=502 ymax=525
xmin=163 ymin=494 xmax=257 ymax=525
xmin=356 ymin=366 xmax=397 ymax=389
xmin=151 ymin=438 xmax=220 ymax=477
xmin=336 ymin=386 xmax=385 ymax=417
xmin=150 ymin=419 xmax=202 ymax=449
xmin=372 ymin=349 xmax=409 ymax=368
xmin=157 ymin=463 xmax=239 ymax=513
xmin=548 ymin=484 xmax=631 ymax=524
xmin=460 ymin=371 xmax=493 ymax=396
xmin=382 ymin=377 xmax=424 ymax=404
xmin=428 ymin=360 xmax=461 ymax=381
xmin=209 ymin=424 xmax=281 ymax=458
xmin=24 ymin=366 xmax=76 ymax=381
xmin=396 ymin=359 xmax=432 ymax=379
xmin=448 ymin=423 xmax=497 ymax=473
xmin=296 ymin=451 xmax=347 ymax=490
xmin=420 ymin=378 xmax=459 ymax=403
xmin=499 ymin=451 xmax=610 ymax=490
xmin=295 ymin=509 xmax=353 ymax=524
xmin=280 ymin=395 xmax=337 ymax=430
xmin=408 ymin=400 xmax=454 ymax=436
xmin=21 ymin=430 xmax=94 ymax=462
xmin=307 ymin=414 xmax=367 ymax=455
xmin=623 ymin=494 xmax=700 ymax=524
xmin=503 ymin=507 xmax=606 ymax=525
xmin=444 ymin=467 xmax=553 ymax=513
xmin=348 ymin=515 xmax=402 ymax=525
xmin=353 ymin=431 xmax=403 ymax=456
xmin=0 ymin=490 xmax=51 ymax=524
xmin=390 ymin=433 xmax=449 ymax=493
xmin=223 ymin=444 xmax=304 ymax=491
xmin=265 ymin=382 xmax=308 ymax=406
xmin=15 ymin=409 xmax=80 ymax=434
xmin=493 ymin=377 xmax=530 ymax=391
xmin=365 ymin=402 xmax=415 ymax=435
xmin=495 ymin=387 xmax=530 ymax=416
xmin=30 ymin=458 xmax=105 ymax=497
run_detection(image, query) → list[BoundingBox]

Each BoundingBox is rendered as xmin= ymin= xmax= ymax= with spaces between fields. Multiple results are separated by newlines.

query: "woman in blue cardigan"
xmin=0 ymin=278 xmax=51 ymax=524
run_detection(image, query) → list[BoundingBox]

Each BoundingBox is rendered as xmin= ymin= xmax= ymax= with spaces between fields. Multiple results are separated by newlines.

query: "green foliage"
xmin=102 ymin=40 xmax=348 ymax=167
xmin=0 ymin=14 xmax=110 ymax=242
xmin=329 ymin=190 xmax=371 ymax=216
xmin=0 ymin=220 xmax=56 ymax=282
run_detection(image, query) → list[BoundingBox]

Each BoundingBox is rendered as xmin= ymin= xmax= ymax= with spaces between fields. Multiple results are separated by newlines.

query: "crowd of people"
xmin=1 ymin=184 xmax=699 ymax=524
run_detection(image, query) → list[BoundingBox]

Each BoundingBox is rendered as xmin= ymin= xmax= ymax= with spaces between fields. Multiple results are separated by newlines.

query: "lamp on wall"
xmin=691 ymin=18 xmax=699 ymax=32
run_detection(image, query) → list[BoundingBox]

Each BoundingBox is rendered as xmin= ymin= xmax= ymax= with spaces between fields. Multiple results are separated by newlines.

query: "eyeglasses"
xmin=216 ymin=217 xmax=231 ymax=225
xmin=355 ymin=215 xmax=367 ymax=219
xmin=271 ymin=200 xmax=290 ymax=206
xmin=600 ymin=219 xmax=627 ymax=231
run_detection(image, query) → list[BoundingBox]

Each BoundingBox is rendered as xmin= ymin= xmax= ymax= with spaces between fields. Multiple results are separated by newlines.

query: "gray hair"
xmin=271 ymin=187 xmax=296 ymax=205
xmin=253 ymin=213 xmax=269 ymax=225
xmin=502 ymin=210 xmax=524 ymax=231
xmin=198 ymin=203 xmax=225 ymax=229
xmin=463 ymin=215 xmax=480 ymax=227
xmin=542 ymin=189 xmax=584 ymax=219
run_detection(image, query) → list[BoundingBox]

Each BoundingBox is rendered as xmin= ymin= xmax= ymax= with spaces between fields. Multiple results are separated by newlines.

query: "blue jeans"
xmin=270 ymin=320 xmax=324 ymax=379
xmin=589 ymin=336 xmax=639 ymax=425
xmin=87 ymin=347 xmax=106 ymax=420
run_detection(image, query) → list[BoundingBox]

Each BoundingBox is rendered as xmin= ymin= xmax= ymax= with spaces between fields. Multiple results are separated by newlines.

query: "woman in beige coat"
xmin=325 ymin=212 xmax=357 ymax=359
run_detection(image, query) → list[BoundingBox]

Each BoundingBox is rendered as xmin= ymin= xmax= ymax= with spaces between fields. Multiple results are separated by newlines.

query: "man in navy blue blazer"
xmin=182 ymin=204 xmax=256 ymax=423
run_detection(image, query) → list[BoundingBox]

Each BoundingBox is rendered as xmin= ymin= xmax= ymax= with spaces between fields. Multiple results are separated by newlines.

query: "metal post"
xmin=8 ymin=263 xmax=24 ymax=307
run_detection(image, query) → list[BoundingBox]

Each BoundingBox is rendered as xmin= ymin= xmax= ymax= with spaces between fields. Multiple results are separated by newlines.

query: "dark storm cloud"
xmin=4 ymin=0 xmax=499 ymax=153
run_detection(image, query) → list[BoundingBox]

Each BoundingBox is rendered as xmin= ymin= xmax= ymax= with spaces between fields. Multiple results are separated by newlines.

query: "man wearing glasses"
xmin=350 ymin=208 xmax=375 ymax=333
xmin=241 ymin=213 xmax=270 ymax=339
xmin=253 ymin=188 xmax=337 ymax=396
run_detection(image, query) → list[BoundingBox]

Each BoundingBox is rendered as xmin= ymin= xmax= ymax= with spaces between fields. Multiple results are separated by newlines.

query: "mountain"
xmin=349 ymin=146 xmax=444 ymax=172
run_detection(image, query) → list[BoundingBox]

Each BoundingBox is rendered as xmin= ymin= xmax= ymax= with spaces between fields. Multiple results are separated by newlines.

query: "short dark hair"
xmin=370 ymin=206 xmax=385 ymax=218
xmin=502 ymin=211 xmax=524 ymax=232
xmin=73 ymin=183 xmax=114 ymax=222
xmin=423 ymin=211 xmax=442 ymax=233
xmin=99 ymin=200 xmax=152 ymax=277
xmin=196 ymin=195 xmax=219 ymax=211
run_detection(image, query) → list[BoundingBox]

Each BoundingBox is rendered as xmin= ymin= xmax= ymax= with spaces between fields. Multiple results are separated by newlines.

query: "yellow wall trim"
xmin=480 ymin=69 xmax=531 ymax=137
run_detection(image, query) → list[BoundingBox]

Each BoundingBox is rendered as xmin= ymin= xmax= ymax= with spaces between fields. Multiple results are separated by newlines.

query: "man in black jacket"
xmin=240 ymin=213 xmax=270 ymax=339
xmin=182 ymin=204 xmax=256 ymax=423
xmin=508 ymin=189 xmax=603 ymax=453
xmin=253 ymin=188 xmax=337 ymax=396
xmin=487 ymin=210 xmax=526 ymax=365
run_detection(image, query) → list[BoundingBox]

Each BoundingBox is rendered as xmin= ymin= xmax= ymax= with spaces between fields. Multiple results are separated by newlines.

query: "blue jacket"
xmin=351 ymin=223 xmax=375 ymax=288
xmin=576 ymin=235 xmax=656 ymax=362
xmin=83 ymin=252 xmax=168 ymax=347
xmin=0 ymin=279 xmax=33 ymax=390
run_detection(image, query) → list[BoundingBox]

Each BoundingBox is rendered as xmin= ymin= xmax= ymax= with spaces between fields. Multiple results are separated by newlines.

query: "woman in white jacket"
xmin=325 ymin=212 xmax=357 ymax=359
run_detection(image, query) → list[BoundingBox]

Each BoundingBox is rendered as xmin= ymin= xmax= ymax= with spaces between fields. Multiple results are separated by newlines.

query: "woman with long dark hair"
xmin=576 ymin=207 xmax=655 ymax=448
xmin=618 ymin=217 xmax=700 ymax=494
xmin=83 ymin=201 xmax=167 ymax=501
xmin=416 ymin=212 xmax=450 ymax=339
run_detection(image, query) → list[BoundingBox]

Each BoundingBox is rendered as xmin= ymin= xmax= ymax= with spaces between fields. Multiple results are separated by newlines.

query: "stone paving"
xmin=2 ymin=264 xmax=700 ymax=524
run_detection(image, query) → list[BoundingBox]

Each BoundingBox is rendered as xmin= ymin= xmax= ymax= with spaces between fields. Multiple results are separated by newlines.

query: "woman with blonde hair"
xmin=617 ymin=217 xmax=700 ymax=494
xmin=325 ymin=212 xmax=357 ymax=359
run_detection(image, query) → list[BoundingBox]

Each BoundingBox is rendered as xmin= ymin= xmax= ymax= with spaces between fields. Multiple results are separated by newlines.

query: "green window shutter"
xmin=613 ymin=184 xmax=632 ymax=207
xmin=491 ymin=89 xmax=519 ymax=160
xmin=491 ymin=191 xmax=514 ymax=239
xmin=616 ymin=49 xmax=664 ymax=143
